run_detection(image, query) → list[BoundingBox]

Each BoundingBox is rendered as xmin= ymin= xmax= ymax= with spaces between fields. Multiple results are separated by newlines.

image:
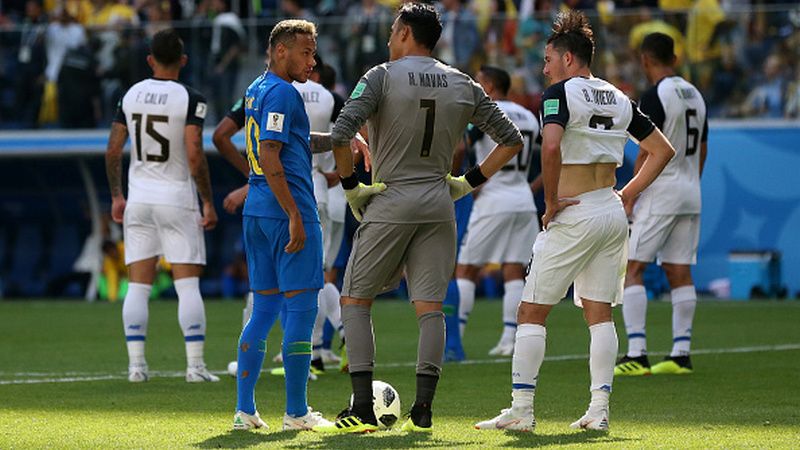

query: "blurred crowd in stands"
xmin=1 ymin=0 xmax=799 ymax=129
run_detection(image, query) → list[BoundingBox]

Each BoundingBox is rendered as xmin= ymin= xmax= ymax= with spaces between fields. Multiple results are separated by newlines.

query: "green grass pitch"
xmin=1 ymin=298 xmax=798 ymax=449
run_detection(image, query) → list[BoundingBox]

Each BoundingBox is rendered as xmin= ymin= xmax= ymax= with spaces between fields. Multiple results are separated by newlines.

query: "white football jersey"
xmin=637 ymin=76 xmax=707 ymax=215
xmin=114 ymin=78 xmax=207 ymax=210
xmin=293 ymin=79 xmax=335 ymax=205
xmin=470 ymin=100 xmax=539 ymax=218
xmin=541 ymin=76 xmax=654 ymax=167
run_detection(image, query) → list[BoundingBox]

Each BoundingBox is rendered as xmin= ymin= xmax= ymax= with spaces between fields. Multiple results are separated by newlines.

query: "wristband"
xmin=340 ymin=172 xmax=359 ymax=190
xmin=464 ymin=165 xmax=488 ymax=188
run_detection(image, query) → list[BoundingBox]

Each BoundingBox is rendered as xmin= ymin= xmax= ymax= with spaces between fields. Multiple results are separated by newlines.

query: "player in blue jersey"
xmin=232 ymin=19 xmax=334 ymax=432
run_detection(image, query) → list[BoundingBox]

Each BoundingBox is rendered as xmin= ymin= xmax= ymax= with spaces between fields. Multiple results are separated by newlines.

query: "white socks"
xmin=623 ymin=283 xmax=697 ymax=357
xmin=175 ymin=277 xmax=207 ymax=367
xmin=242 ymin=292 xmax=254 ymax=328
xmin=511 ymin=324 xmax=546 ymax=413
xmin=502 ymin=280 xmax=524 ymax=343
xmin=622 ymin=285 xmax=648 ymax=357
xmin=322 ymin=282 xmax=342 ymax=335
xmin=671 ymin=286 xmax=697 ymax=357
xmin=456 ymin=278 xmax=476 ymax=338
xmin=312 ymin=305 xmax=326 ymax=359
xmin=123 ymin=282 xmax=152 ymax=367
xmin=588 ymin=321 xmax=617 ymax=412
xmin=312 ymin=283 xmax=343 ymax=358
xmin=509 ymin=322 xmax=616 ymax=415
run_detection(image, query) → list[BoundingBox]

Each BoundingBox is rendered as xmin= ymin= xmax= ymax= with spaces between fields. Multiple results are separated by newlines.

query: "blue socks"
xmin=282 ymin=290 xmax=318 ymax=417
xmin=235 ymin=289 xmax=320 ymax=417
xmin=236 ymin=292 xmax=282 ymax=415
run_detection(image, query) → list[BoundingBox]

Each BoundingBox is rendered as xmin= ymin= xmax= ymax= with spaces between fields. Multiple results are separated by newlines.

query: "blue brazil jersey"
xmin=243 ymin=71 xmax=319 ymax=223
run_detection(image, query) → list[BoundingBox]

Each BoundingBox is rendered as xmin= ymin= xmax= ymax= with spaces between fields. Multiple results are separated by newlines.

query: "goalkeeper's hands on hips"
xmin=343 ymin=181 xmax=387 ymax=222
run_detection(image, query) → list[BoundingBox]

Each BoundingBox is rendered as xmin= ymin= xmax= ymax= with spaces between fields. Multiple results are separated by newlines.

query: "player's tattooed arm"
xmin=310 ymin=132 xmax=332 ymax=154
xmin=186 ymin=124 xmax=213 ymax=203
xmin=105 ymin=122 xmax=129 ymax=223
xmin=105 ymin=122 xmax=128 ymax=198
xmin=186 ymin=124 xmax=218 ymax=230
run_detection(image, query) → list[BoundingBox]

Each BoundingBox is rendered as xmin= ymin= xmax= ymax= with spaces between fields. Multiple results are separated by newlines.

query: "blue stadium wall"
xmin=624 ymin=122 xmax=800 ymax=296
xmin=0 ymin=124 xmax=798 ymax=297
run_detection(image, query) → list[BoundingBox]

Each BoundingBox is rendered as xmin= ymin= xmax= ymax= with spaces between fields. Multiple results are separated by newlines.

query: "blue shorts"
xmin=243 ymin=216 xmax=324 ymax=293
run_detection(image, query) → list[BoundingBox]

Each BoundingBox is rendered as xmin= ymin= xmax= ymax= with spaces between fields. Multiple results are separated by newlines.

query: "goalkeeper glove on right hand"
xmin=341 ymin=174 xmax=386 ymax=221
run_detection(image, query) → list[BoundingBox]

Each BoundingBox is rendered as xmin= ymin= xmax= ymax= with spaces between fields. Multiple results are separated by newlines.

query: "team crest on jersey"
xmin=195 ymin=102 xmax=207 ymax=119
xmin=267 ymin=112 xmax=284 ymax=132
xmin=543 ymin=99 xmax=560 ymax=116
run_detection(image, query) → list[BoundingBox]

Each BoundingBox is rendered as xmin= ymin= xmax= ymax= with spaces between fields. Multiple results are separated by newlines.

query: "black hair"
xmin=397 ymin=2 xmax=442 ymax=52
xmin=479 ymin=65 xmax=511 ymax=95
xmin=546 ymin=10 xmax=594 ymax=67
xmin=150 ymin=28 xmax=184 ymax=66
xmin=312 ymin=53 xmax=323 ymax=73
xmin=319 ymin=64 xmax=336 ymax=89
xmin=641 ymin=32 xmax=676 ymax=66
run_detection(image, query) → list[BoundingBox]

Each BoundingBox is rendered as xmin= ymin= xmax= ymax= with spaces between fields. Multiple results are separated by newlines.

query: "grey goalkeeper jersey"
xmin=331 ymin=55 xmax=522 ymax=223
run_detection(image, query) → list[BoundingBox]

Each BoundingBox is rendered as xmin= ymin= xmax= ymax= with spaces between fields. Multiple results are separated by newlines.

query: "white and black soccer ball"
xmin=350 ymin=380 xmax=401 ymax=429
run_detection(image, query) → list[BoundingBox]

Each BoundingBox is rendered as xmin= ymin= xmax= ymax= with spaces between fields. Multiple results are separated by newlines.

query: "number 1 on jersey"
xmin=420 ymin=99 xmax=435 ymax=157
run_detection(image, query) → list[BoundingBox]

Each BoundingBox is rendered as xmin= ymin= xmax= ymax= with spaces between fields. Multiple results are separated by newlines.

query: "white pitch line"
xmin=2 ymin=343 xmax=799 ymax=385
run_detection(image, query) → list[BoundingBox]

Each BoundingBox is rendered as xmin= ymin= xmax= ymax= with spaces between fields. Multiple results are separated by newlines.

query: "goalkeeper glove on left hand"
xmin=446 ymin=165 xmax=488 ymax=201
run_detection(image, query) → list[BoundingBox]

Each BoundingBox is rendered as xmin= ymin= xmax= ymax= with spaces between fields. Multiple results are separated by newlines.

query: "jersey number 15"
xmin=131 ymin=114 xmax=170 ymax=162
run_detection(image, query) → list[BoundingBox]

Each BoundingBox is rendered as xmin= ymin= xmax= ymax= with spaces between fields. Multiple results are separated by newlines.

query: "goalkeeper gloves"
xmin=341 ymin=173 xmax=386 ymax=221
xmin=445 ymin=166 xmax=488 ymax=201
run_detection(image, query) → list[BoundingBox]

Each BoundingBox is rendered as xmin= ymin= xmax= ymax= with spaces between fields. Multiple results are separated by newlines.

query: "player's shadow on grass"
xmin=193 ymin=430 xmax=465 ymax=449
xmin=193 ymin=429 xmax=301 ymax=449
xmin=501 ymin=430 xmax=637 ymax=448
xmin=283 ymin=432 xmax=468 ymax=449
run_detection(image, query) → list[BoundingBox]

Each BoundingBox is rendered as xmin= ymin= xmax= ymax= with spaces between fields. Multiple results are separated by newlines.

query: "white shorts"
xmin=521 ymin=188 xmax=628 ymax=306
xmin=319 ymin=203 xmax=344 ymax=271
xmin=123 ymin=203 xmax=206 ymax=265
xmin=629 ymin=212 xmax=700 ymax=265
xmin=458 ymin=211 xmax=539 ymax=265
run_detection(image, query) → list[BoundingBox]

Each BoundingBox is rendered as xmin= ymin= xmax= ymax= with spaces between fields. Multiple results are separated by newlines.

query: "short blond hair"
xmin=269 ymin=19 xmax=317 ymax=49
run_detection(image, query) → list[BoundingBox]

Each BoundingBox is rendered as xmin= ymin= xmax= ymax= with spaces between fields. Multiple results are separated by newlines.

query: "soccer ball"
xmin=350 ymin=380 xmax=401 ymax=429
xmin=227 ymin=361 xmax=238 ymax=377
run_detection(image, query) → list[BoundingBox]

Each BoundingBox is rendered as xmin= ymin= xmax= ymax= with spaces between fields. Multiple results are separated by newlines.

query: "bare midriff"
xmin=558 ymin=162 xmax=617 ymax=198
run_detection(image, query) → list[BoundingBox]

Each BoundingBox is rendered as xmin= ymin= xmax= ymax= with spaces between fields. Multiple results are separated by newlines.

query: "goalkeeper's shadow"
xmin=282 ymin=431 xmax=465 ymax=449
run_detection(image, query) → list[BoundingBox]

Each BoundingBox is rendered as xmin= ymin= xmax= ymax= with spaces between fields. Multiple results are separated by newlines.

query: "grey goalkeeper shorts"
xmin=342 ymin=221 xmax=456 ymax=302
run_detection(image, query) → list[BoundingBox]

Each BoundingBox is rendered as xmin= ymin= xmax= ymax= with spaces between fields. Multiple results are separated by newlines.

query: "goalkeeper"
xmin=313 ymin=2 xmax=523 ymax=434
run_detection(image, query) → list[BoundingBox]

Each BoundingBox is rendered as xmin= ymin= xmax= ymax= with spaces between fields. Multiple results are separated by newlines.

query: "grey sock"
xmin=341 ymin=304 xmax=375 ymax=373
xmin=417 ymin=311 xmax=445 ymax=377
